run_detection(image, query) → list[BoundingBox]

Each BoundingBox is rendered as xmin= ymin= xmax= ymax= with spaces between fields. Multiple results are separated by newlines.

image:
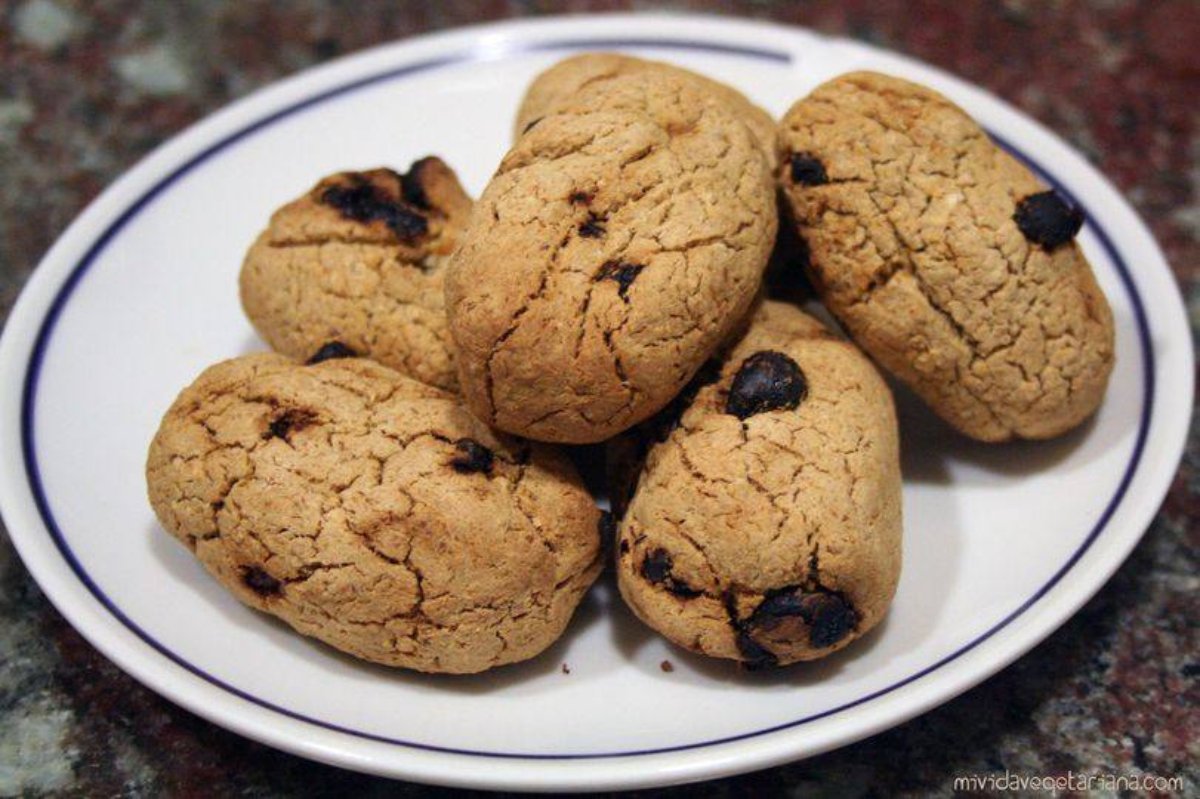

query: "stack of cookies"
xmin=146 ymin=54 xmax=1114 ymax=674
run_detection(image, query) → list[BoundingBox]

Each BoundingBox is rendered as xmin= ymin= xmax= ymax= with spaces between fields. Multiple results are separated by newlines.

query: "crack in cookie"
xmin=146 ymin=354 xmax=603 ymax=674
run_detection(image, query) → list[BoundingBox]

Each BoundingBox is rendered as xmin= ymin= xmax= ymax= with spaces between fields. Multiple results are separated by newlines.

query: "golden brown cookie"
xmin=446 ymin=69 xmax=777 ymax=444
xmin=778 ymin=72 xmax=1114 ymax=441
xmin=146 ymin=353 xmax=602 ymax=674
xmin=616 ymin=301 xmax=901 ymax=667
xmin=515 ymin=53 xmax=779 ymax=166
xmin=239 ymin=157 xmax=472 ymax=392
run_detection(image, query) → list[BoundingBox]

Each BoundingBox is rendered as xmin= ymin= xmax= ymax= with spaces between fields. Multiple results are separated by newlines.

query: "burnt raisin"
xmin=267 ymin=409 xmax=317 ymax=441
xmin=789 ymin=152 xmax=828 ymax=186
xmin=1014 ymin=190 xmax=1084 ymax=250
xmin=596 ymin=261 xmax=643 ymax=300
xmin=306 ymin=341 xmax=357 ymax=364
xmin=725 ymin=351 xmax=807 ymax=419
xmin=400 ymin=158 xmax=434 ymax=211
xmin=242 ymin=566 xmax=282 ymax=596
xmin=450 ymin=438 xmax=493 ymax=475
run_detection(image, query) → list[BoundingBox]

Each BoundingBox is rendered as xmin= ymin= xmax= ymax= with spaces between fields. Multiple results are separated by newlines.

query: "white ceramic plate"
xmin=0 ymin=14 xmax=1191 ymax=792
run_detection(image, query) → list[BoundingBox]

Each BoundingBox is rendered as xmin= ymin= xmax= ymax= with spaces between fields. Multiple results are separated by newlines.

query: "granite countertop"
xmin=1 ymin=1 xmax=1196 ymax=795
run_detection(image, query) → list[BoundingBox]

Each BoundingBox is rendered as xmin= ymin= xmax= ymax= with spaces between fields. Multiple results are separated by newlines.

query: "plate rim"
xmin=0 ymin=12 xmax=1192 ymax=791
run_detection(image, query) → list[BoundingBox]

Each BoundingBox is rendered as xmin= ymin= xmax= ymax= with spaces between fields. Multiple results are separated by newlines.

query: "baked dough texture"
xmin=240 ymin=158 xmax=472 ymax=392
xmin=146 ymin=353 xmax=602 ymax=674
xmin=515 ymin=53 xmax=780 ymax=166
xmin=616 ymin=301 xmax=902 ymax=666
xmin=779 ymin=72 xmax=1114 ymax=441
xmin=446 ymin=67 xmax=777 ymax=444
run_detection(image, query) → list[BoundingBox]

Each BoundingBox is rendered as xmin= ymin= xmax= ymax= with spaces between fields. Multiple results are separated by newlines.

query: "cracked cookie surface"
xmin=146 ymin=353 xmax=602 ymax=674
xmin=240 ymin=157 xmax=472 ymax=392
xmin=446 ymin=69 xmax=776 ymax=444
xmin=779 ymin=72 xmax=1114 ymax=442
xmin=514 ymin=53 xmax=779 ymax=166
xmin=615 ymin=301 xmax=901 ymax=666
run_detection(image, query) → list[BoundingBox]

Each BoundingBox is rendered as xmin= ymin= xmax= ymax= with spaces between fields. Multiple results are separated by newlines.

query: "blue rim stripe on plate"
xmin=18 ymin=38 xmax=1153 ymax=760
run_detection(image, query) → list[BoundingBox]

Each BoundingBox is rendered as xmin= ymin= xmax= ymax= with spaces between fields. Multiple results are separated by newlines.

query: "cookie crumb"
xmin=659 ymin=659 xmax=674 ymax=673
xmin=561 ymin=663 xmax=571 ymax=675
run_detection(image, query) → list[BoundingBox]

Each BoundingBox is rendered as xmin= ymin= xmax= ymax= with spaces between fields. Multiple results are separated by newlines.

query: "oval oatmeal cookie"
xmin=446 ymin=69 xmax=777 ymax=444
xmin=239 ymin=157 xmax=472 ymax=392
xmin=615 ymin=301 xmax=901 ymax=667
xmin=778 ymin=72 xmax=1114 ymax=441
xmin=146 ymin=353 xmax=602 ymax=674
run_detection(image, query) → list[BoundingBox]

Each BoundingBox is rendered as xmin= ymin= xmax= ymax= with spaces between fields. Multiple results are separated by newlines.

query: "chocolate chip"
xmin=450 ymin=438 xmax=493 ymax=475
xmin=320 ymin=175 xmax=429 ymax=242
xmin=306 ymin=341 xmax=357 ymax=364
xmin=596 ymin=261 xmax=643 ymax=300
xmin=267 ymin=409 xmax=317 ymax=441
xmin=725 ymin=351 xmax=807 ymax=420
xmin=578 ymin=214 xmax=606 ymax=238
xmin=1013 ymin=190 xmax=1084 ymax=250
xmin=749 ymin=588 xmax=859 ymax=648
xmin=641 ymin=548 xmax=673 ymax=583
xmin=789 ymin=152 xmax=828 ymax=186
xmin=400 ymin=158 xmax=434 ymax=211
xmin=242 ymin=566 xmax=282 ymax=596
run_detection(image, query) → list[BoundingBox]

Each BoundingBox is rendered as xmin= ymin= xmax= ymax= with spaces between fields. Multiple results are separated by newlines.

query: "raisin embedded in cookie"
xmin=446 ymin=68 xmax=777 ymax=444
xmin=239 ymin=157 xmax=472 ymax=392
xmin=615 ymin=302 xmax=902 ymax=666
xmin=778 ymin=72 xmax=1114 ymax=442
xmin=146 ymin=354 xmax=603 ymax=674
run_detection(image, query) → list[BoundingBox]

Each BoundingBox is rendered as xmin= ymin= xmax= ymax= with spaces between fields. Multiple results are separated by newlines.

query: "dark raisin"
xmin=734 ymin=628 xmax=779 ymax=669
xmin=242 ymin=566 xmax=282 ymax=596
xmin=725 ymin=351 xmax=807 ymax=420
xmin=641 ymin=548 xmax=672 ymax=583
xmin=320 ymin=175 xmax=428 ymax=242
xmin=568 ymin=190 xmax=592 ymax=205
xmin=665 ymin=580 xmax=701 ymax=599
xmin=789 ymin=152 xmax=828 ymax=186
xmin=306 ymin=341 xmax=357 ymax=364
xmin=400 ymin=158 xmax=434 ymax=211
xmin=596 ymin=261 xmax=643 ymax=300
xmin=450 ymin=438 xmax=493 ymax=475
xmin=748 ymin=588 xmax=859 ymax=648
xmin=640 ymin=548 xmax=700 ymax=597
xmin=384 ymin=206 xmax=429 ymax=241
xmin=1013 ymin=190 xmax=1084 ymax=250
xmin=267 ymin=409 xmax=317 ymax=441
xmin=578 ymin=214 xmax=606 ymax=238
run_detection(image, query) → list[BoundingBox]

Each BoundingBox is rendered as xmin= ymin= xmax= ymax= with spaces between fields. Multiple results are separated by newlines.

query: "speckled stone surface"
xmin=1 ymin=1 xmax=1196 ymax=795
